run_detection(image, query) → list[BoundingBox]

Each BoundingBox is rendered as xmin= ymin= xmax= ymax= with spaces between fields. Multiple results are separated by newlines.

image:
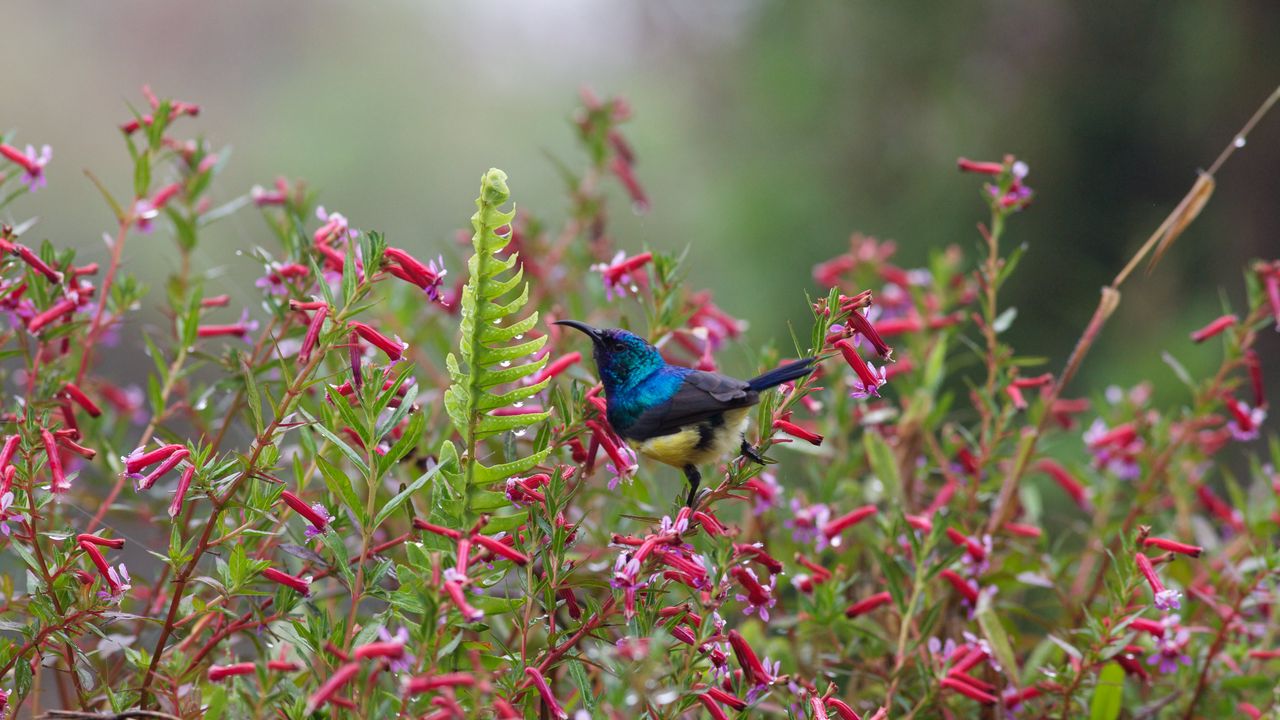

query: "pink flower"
xmin=0 ymin=143 xmax=52 ymax=191
xmin=731 ymin=565 xmax=777 ymax=621
xmin=834 ymin=339 xmax=888 ymax=399
xmin=523 ymin=667 xmax=568 ymax=720
xmin=1084 ymin=419 xmax=1142 ymax=479
xmin=1146 ymin=616 xmax=1192 ymax=673
xmin=786 ymin=498 xmax=832 ymax=546
xmin=208 ymin=663 xmax=256 ymax=682
xmin=262 ymin=567 xmax=311 ymax=595
xmin=1135 ymin=552 xmax=1180 ymax=611
xmin=314 ymin=206 xmax=358 ymax=245
xmin=845 ymin=591 xmax=893 ymax=618
xmin=591 ymin=251 xmax=652 ymax=301
xmin=197 ymin=309 xmax=259 ymax=342
xmin=1223 ymin=395 xmax=1265 ymax=441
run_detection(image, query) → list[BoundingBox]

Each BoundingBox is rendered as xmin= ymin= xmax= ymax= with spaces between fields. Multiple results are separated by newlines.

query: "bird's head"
xmin=554 ymin=320 xmax=664 ymax=391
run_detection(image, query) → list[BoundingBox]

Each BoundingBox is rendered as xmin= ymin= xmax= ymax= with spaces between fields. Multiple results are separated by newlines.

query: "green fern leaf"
xmin=441 ymin=169 xmax=552 ymax=523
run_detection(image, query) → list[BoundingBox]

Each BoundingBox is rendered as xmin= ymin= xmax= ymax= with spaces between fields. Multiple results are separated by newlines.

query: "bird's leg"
xmin=683 ymin=465 xmax=702 ymax=508
xmin=740 ymin=439 xmax=767 ymax=465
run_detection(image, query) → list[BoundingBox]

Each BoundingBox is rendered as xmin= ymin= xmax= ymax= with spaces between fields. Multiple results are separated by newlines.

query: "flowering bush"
xmin=0 ymin=86 xmax=1277 ymax=719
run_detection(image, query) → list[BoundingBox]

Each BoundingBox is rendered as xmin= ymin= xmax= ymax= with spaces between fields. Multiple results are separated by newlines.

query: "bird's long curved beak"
xmin=554 ymin=319 xmax=602 ymax=342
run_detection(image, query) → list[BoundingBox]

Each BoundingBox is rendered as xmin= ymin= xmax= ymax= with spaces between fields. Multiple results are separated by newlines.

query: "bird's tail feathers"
xmin=747 ymin=357 xmax=817 ymax=392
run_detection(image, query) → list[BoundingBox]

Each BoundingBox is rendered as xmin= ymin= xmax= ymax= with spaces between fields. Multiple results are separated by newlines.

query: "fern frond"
xmin=442 ymin=169 xmax=552 ymax=524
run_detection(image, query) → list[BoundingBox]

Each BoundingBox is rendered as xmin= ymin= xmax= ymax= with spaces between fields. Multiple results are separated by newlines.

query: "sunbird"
xmin=555 ymin=320 xmax=817 ymax=507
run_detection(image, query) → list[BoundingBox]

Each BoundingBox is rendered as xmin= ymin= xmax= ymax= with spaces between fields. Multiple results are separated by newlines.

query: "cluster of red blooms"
xmin=576 ymin=87 xmax=648 ymax=213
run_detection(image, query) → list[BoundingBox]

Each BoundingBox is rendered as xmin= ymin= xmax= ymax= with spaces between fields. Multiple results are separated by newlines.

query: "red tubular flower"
xmin=609 ymin=156 xmax=649 ymax=213
xmin=699 ymin=685 xmax=747 ymax=711
xmin=1190 ymin=314 xmax=1237 ymax=343
xmin=939 ymin=569 xmax=979 ymax=603
xmin=1004 ymin=522 xmax=1042 ymax=539
xmin=1247 ymin=649 xmax=1280 ymax=660
xmin=532 ymin=352 xmax=581 ymax=384
xmin=1003 ymin=684 xmax=1045 ymax=708
xmin=147 ymin=182 xmax=183 ymax=212
xmin=262 ymin=567 xmax=312 ymax=595
xmin=1035 ymin=459 xmax=1092 ymax=512
xmin=444 ymin=580 xmax=484 ymax=622
xmin=1135 ymin=552 xmax=1180 ymax=610
xmin=524 ymin=667 xmax=569 ymax=720
xmin=413 ymin=518 xmax=462 ymax=539
xmin=349 ymin=321 xmax=407 ymax=362
xmin=945 ymin=527 xmax=987 ymax=562
xmin=267 ymin=659 xmax=301 ymax=672
xmin=833 ymin=338 xmax=887 ymax=398
xmin=905 ymin=514 xmax=934 ymax=532
xmin=78 ymin=539 xmax=125 ymax=594
xmin=808 ymin=695 xmax=831 ymax=720
xmin=280 ymin=489 xmax=330 ymax=532
xmin=472 ymin=533 xmax=529 ymax=565
xmin=874 ymin=314 xmax=924 ymax=337
xmin=847 ymin=310 xmax=894 ymax=360
xmin=694 ymin=510 xmax=728 ymax=536
xmin=208 ymin=663 xmax=256 ymax=681
xmin=694 ymin=694 xmax=729 ymax=720
xmin=727 ymin=629 xmax=773 ymax=687
xmin=404 ymin=673 xmax=477 ymax=694
xmin=12 ymin=244 xmax=63 ymax=283
xmin=60 ymin=383 xmax=101 ymax=417
xmin=27 ymin=296 xmax=79 ymax=333
xmin=822 ymin=504 xmax=878 ymax=541
xmin=353 ymin=641 xmax=404 ymax=661
xmin=940 ymin=676 xmax=997 ymax=704
xmin=123 ymin=444 xmax=183 ymax=476
xmin=1127 ymin=617 xmax=1165 ymax=637
xmin=957 ymin=158 xmax=1004 ymax=175
xmin=136 ymin=448 xmax=189 ymax=491
xmin=56 ymin=433 xmax=95 ymax=460
xmin=826 ymin=698 xmax=863 ymax=720
xmin=795 ymin=554 xmax=832 ymax=582
xmin=40 ymin=428 xmax=69 ymax=493
xmin=845 ymin=591 xmax=893 ymax=618
xmin=1141 ymin=537 xmax=1203 ymax=558
xmin=1257 ymin=262 xmax=1280 ymax=330
xmin=298 ymin=305 xmax=328 ymax=366
xmin=1244 ymin=349 xmax=1265 ymax=407
xmin=201 ymin=294 xmax=231 ymax=307
xmin=168 ymin=464 xmax=195 ymax=518
xmin=1195 ymin=484 xmax=1245 ymax=532
xmin=305 ymin=662 xmax=361 ymax=714
xmin=733 ymin=543 xmax=783 ymax=573
xmin=77 ymin=534 xmax=125 ymax=549
xmin=0 ymin=434 xmax=19 ymax=471
xmin=1239 ymin=703 xmax=1263 ymax=720
xmin=772 ymin=417 xmax=823 ymax=446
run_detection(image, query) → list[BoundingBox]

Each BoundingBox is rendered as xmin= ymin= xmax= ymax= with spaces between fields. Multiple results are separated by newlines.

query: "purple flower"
xmin=98 ymin=563 xmax=132 ymax=602
xmin=786 ymin=498 xmax=831 ymax=547
xmin=848 ymin=361 xmax=888 ymax=399
xmin=1146 ymin=619 xmax=1192 ymax=673
xmin=1154 ymin=588 xmax=1182 ymax=611
xmin=0 ymin=491 xmax=16 ymax=536
xmin=610 ymin=552 xmax=648 ymax=619
xmin=605 ymin=444 xmax=638 ymax=491
xmin=9 ymin=144 xmax=52 ymax=191
xmin=377 ymin=626 xmax=415 ymax=673
xmin=304 ymin=503 xmax=335 ymax=539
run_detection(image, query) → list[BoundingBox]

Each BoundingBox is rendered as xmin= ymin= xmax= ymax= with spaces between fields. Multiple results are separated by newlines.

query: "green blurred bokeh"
xmin=4 ymin=0 xmax=1278 ymax=396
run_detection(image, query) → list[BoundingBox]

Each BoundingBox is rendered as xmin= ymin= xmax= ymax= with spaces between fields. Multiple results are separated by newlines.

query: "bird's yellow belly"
xmin=631 ymin=408 xmax=752 ymax=468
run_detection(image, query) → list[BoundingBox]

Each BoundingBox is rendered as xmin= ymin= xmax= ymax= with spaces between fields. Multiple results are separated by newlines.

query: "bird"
xmin=555 ymin=320 xmax=817 ymax=507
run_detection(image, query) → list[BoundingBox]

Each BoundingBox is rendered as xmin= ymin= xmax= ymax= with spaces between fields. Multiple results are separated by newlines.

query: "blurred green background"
xmin=4 ymin=0 xmax=1278 ymax=396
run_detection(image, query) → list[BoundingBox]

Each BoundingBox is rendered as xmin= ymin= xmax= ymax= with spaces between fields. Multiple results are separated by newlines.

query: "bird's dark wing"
xmin=623 ymin=370 xmax=759 ymax=441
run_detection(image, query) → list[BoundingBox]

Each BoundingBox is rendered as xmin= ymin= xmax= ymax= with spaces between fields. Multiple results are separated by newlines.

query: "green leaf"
xmin=863 ymin=430 xmax=901 ymax=501
xmin=303 ymin=409 xmax=370 ymax=475
xmin=373 ymin=462 xmax=440 ymax=529
xmin=975 ymin=593 xmax=1020 ymax=687
xmin=1089 ymin=662 xmax=1125 ymax=720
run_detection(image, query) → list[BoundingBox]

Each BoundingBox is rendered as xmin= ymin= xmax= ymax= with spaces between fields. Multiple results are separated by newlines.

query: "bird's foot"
xmin=740 ymin=440 xmax=768 ymax=465
xmin=683 ymin=465 xmax=703 ymax=509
